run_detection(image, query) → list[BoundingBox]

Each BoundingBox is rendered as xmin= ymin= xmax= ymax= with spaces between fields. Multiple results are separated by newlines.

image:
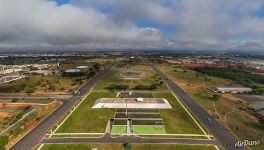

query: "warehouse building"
xmin=208 ymin=87 xmax=252 ymax=94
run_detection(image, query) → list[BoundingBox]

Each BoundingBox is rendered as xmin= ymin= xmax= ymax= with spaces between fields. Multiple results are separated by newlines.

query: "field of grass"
xmin=132 ymin=125 xmax=166 ymax=134
xmin=94 ymin=61 xmax=167 ymax=91
xmin=93 ymin=61 xmax=204 ymax=134
xmin=194 ymin=67 xmax=264 ymax=93
xmin=0 ymin=75 xmax=84 ymax=93
xmin=1 ymin=103 xmax=59 ymax=149
xmin=153 ymin=92 xmax=204 ymax=134
xmin=111 ymin=125 xmax=127 ymax=134
xmin=56 ymin=92 xmax=116 ymax=133
xmin=158 ymin=63 xmax=264 ymax=149
xmin=0 ymin=106 xmax=28 ymax=131
xmin=41 ymin=144 xmax=215 ymax=150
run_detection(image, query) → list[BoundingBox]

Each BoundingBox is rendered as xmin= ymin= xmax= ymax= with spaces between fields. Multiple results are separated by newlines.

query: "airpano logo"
xmin=235 ymin=140 xmax=260 ymax=147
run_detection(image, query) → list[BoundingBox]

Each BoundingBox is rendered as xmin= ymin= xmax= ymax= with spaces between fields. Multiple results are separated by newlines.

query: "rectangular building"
xmin=208 ymin=87 xmax=252 ymax=94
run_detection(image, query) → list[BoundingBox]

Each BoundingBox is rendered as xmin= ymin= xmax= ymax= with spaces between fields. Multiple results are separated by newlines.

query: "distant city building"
xmin=63 ymin=69 xmax=82 ymax=76
xmin=136 ymin=97 xmax=144 ymax=102
xmin=64 ymin=69 xmax=81 ymax=73
xmin=28 ymin=70 xmax=59 ymax=76
xmin=0 ymin=75 xmax=25 ymax=84
xmin=249 ymin=103 xmax=264 ymax=111
xmin=0 ymin=65 xmax=4 ymax=71
xmin=208 ymin=87 xmax=252 ymax=94
xmin=76 ymin=66 xmax=89 ymax=69
xmin=0 ymin=65 xmax=4 ymax=74
xmin=257 ymin=110 xmax=264 ymax=117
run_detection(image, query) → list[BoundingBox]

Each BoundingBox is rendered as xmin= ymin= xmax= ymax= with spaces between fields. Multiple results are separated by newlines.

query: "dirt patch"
xmin=235 ymin=94 xmax=264 ymax=103
xmin=0 ymin=112 xmax=9 ymax=118
xmin=119 ymin=70 xmax=145 ymax=80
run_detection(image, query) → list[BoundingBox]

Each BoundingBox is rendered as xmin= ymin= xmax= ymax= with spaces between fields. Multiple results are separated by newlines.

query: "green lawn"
xmin=0 ymin=75 xmax=84 ymax=93
xmin=153 ymin=93 xmax=204 ymax=134
xmin=56 ymin=91 xmax=116 ymax=133
xmin=94 ymin=63 xmax=168 ymax=91
xmin=111 ymin=125 xmax=127 ymax=134
xmin=41 ymin=144 xmax=215 ymax=150
xmin=132 ymin=125 xmax=166 ymax=134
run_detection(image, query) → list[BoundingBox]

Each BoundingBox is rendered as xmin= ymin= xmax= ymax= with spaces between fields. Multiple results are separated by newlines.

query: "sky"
xmin=0 ymin=0 xmax=264 ymax=51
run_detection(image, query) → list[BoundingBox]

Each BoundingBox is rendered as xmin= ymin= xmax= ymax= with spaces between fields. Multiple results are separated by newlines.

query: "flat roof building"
xmin=64 ymin=69 xmax=81 ymax=73
xmin=209 ymin=87 xmax=252 ymax=94
xmin=76 ymin=66 xmax=89 ymax=69
xmin=249 ymin=103 xmax=264 ymax=111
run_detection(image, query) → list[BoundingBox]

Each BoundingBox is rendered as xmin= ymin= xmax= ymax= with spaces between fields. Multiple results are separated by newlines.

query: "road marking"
xmin=37 ymin=88 xmax=93 ymax=150
xmin=53 ymin=89 xmax=93 ymax=134
xmin=47 ymin=133 xmax=213 ymax=136
xmin=171 ymin=86 xmax=220 ymax=150
xmin=171 ymin=92 xmax=208 ymax=136
xmin=46 ymin=133 xmax=105 ymax=135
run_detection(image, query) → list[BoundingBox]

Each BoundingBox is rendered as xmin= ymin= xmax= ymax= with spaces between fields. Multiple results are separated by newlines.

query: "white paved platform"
xmin=92 ymin=98 xmax=172 ymax=109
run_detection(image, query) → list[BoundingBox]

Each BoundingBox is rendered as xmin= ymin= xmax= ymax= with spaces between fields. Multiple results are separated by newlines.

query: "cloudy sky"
xmin=0 ymin=0 xmax=264 ymax=51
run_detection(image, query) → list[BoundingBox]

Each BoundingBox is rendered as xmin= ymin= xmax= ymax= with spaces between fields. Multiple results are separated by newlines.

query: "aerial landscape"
xmin=0 ymin=0 xmax=264 ymax=150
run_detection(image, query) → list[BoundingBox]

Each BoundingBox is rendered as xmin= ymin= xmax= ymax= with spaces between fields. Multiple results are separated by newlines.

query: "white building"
xmin=209 ymin=87 xmax=252 ymax=94
xmin=64 ymin=69 xmax=81 ymax=73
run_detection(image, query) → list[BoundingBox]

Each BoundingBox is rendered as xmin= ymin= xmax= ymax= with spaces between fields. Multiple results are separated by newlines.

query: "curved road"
xmin=10 ymin=64 xmax=115 ymax=150
xmin=147 ymin=61 xmax=244 ymax=150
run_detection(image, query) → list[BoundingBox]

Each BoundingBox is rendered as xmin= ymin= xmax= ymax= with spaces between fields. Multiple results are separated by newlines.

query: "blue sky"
xmin=55 ymin=0 xmax=69 ymax=5
xmin=0 ymin=0 xmax=264 ymax=50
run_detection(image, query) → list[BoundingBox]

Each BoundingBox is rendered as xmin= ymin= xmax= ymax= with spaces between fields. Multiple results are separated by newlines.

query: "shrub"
xmin=148 ymin=84 xmax=157 ymax=90
xmin=0 ymin=136 xmax=8 ymax=149
xmin=11 ymin=98 xmax=19 ymax=103
xmin=105 ymin=84 xmax=129 ymax=90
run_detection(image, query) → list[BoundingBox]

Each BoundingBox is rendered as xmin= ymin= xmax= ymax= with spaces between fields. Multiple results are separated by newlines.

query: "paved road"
xmin=0 ymin=98 xmax=63 ymax=103
xmin=147 ymin=61 xmax=244 ymax=150
xmin=0 ymin=93 xmax=71 ymax=99
xmin=10 ymin=64 xmax=115 ymax=150
xmin=41 ymin=133 xmax=217 ymax=145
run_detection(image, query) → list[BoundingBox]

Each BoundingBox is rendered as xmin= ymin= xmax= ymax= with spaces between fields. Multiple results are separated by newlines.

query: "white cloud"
xmin=0 ymin=0 xmax=264 ymax=50
xmin=0 ymin=0 xmax=164 ymax=49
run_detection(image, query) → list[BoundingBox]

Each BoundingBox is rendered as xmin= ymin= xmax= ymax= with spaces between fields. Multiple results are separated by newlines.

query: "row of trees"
xmin=105 ymin=83 xmax=162 ymax=91
xmin=194 ymin=67 xmax=264 ymax=94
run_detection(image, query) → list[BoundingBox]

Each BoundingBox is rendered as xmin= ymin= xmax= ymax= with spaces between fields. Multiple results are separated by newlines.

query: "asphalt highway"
xmin=41 ymin=133 xmax=217 ymax=145
xmin=147 ymin=61 xmax=244 ymax=150
xmin=10 ymin=63 xmax=115 ymax=150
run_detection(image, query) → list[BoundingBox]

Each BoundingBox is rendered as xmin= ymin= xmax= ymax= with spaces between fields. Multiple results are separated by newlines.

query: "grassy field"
xmin=153 ymin=92 xmax=204 ymax=134
xmin=132 ymin=125 xmax=166 ymax=134
xmin=111 ymin=125 xmax=127 ymax=134
xmin=94 ymin=61 xmax=168 ymax=91
xmin=41 ymin=144 xmax=215 ymax=150
xmin=158 ymin=63 xmax=264 ymax=149
xmin=56 ymin=91 xmax=116 ymax=133
xmin=0 ymin=106 xmax=28 ymax=131
xmin=94 ymin=61 xmax=204 ymax=134
xmin=0 ymin=75 xmax=84 ymax=93
xmin=194 ymin=67 xmax=264 ymax=93
xmin=1 ymin=103 xmax=59 ymax=149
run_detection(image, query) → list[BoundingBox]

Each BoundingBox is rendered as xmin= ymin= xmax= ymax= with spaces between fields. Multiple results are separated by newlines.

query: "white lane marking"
xmin=37 ymin=89 xmax=93 ymax=150
xmin=171 ymin=90 xmax=220 ymax=150
xmin=171 ymin=92 xmax=208 ymax=136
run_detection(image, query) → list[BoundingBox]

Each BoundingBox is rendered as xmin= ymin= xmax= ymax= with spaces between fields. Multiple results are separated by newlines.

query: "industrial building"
xmin=208 ymin=87 xmax=252 ymax=94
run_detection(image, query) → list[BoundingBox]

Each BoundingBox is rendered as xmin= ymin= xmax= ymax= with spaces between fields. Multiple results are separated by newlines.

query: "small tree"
xmin=0 ymin=136 xmax=9 ymax=149
xmin=25 ymin=88 xmax=35 ymax=94
xmin=212 ymin=94 xmax=221 ymax=101
xmin=11 ymin=98 xmax=19 ymax=103
xmin=148 ymin=84 xmax=157 ymax=90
